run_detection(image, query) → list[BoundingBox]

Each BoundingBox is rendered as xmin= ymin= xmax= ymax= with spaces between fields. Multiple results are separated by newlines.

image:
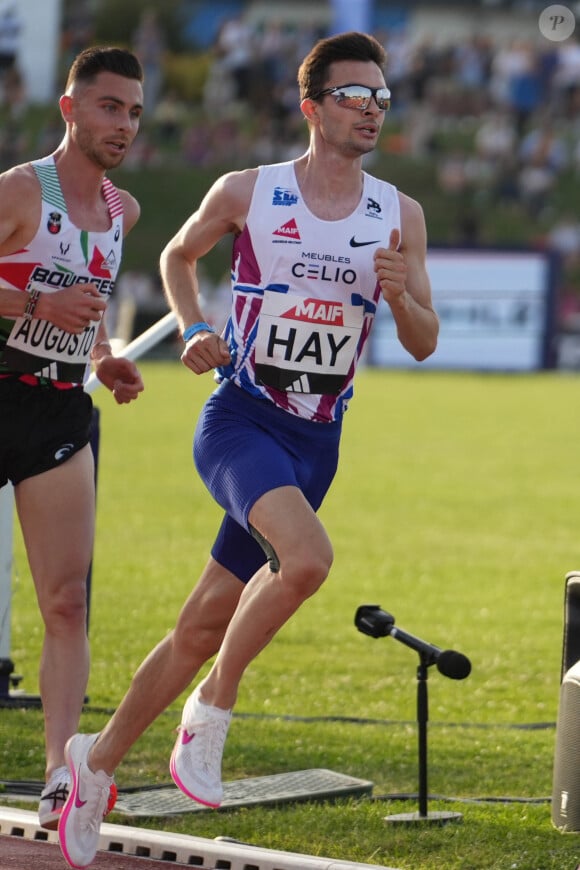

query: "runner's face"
xmin=314 ymin=60 xmax=387 ymax=157
xmin=67 ymin=71 xmax=143 ymax=170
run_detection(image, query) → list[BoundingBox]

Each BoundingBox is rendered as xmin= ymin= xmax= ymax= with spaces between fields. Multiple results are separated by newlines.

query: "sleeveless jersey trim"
xmin=0 ymin=155 xmax=124 ymax=384
xmin=216 ymin=160 xmax=400 ymax=423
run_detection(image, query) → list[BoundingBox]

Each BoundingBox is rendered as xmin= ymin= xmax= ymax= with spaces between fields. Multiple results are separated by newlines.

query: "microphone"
xmin=355 ymin=605 xmax=471 ymax=680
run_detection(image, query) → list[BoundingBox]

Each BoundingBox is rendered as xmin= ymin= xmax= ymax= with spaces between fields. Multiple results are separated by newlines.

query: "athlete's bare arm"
xmin=373 ymin=192 xmax=439 ymax=361
xmin=160 ymin=168 xmax=258 ymax=374
xmin=88 ymin=186 xmax=143 ymax=403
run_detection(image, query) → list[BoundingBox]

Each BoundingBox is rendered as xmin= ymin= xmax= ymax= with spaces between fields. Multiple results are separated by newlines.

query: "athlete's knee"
xmin=281 ymin=541 xmax=334 ymax=599
xmin=173 ymin=615 xmax=225 ymax=662
xmin=38 ymin=578 xmax=87 ymax=632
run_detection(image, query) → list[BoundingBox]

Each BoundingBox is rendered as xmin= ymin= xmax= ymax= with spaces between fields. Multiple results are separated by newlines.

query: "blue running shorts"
xmin=194 ymin=379 xmax=342 ymax=583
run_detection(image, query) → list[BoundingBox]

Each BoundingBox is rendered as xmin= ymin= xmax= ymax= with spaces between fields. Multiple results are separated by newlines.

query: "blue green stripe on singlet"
xmin=33 ymin=162 xmax=67 ymax=211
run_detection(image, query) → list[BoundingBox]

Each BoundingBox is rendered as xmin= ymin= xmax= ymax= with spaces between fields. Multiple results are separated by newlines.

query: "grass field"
xmin=2 ymin=361 xmax=580 ymax=869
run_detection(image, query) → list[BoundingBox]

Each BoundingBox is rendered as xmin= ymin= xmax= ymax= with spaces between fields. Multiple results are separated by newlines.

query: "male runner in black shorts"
xmin=0 ymin=46 xmax=145 ymax=829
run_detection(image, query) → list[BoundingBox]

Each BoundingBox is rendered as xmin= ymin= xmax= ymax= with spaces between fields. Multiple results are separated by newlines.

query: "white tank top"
xmin=0 ymin=154 xmax=124 ymax=384
xmin=216 ymin=159 xmax=400 ymax=422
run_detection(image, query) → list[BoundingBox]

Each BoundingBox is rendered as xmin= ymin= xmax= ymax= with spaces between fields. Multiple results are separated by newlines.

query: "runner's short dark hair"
xmin=66 ymin=47 xmax=144 ymax=91
xmin=298 ymin=31 xmax=387 ymax=101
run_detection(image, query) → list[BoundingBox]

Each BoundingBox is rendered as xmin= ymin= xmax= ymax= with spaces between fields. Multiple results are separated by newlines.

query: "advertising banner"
xmin=369 ymin=248 xmax=557 ymax=371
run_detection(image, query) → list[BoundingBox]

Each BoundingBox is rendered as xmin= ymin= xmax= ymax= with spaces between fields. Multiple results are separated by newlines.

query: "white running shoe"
xmin=58 ymin=733 xmax=116 ymax=869
xmin=169 ymin=685 xmax=232 ymax=807
xmin=38 ymin=765 xmax=70 ymax=830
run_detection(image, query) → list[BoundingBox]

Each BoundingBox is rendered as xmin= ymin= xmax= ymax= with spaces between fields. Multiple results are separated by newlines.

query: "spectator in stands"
xmin=0 ymin=3 xmax=20 ymax=107
xmin=518 ymin=120 xmax=568 ymax=216
xmin=132 ymin=8 xmax=166 ymax=116
xmin=214 ymin=14 xmax=254 ymax=103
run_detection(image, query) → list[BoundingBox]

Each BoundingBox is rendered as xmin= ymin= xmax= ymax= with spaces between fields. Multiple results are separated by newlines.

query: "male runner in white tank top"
xmin=58 ymin=32 xmax=439 ymax=869
xmin=0 ymin=46 xmax=144 ymax=830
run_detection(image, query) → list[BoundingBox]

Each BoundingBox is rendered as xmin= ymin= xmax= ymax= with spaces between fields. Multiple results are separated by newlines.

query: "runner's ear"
xmin=300 ymin=98 xmax=319 ymax=123
xmin=59 ymin=94 xmax=74 ymax=122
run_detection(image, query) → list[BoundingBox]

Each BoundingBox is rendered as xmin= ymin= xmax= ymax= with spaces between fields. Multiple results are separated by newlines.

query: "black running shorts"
xmin=0 ymin=378 xmax=94 ymax=487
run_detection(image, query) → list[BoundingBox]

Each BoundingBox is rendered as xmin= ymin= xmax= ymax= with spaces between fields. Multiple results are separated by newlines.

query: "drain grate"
xmin=114 ymin=768 xmax=373 ymax=817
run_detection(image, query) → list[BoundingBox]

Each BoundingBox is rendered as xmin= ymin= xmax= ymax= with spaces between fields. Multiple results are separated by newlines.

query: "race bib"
xmin=254 ymin=291 xmax=364 ymax=394
xmin=4 ymin=316 xmax=96 ymax=379
xmin=6 ymin=316 xmax=96 ymax=364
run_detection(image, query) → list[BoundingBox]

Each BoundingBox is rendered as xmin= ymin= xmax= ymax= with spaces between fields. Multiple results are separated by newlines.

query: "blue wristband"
xmin=182 ymin=321 xmax=215 ymax=342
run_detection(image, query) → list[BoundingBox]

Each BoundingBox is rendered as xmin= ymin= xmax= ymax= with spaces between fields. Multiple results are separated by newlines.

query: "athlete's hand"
xmin=181 ymin=330 xmax=231 ymax=375
xmin=374 ymin=229 xmax=407 ymax=306
xmin=35 ymin=282 xmax=106 ymax=333
xmin=94 ymin=356 xmax=144 ymax=404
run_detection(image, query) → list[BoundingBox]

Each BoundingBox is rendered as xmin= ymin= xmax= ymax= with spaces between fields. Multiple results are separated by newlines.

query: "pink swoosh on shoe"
xmin=181 ymin=730 xmax=196 ymax=745
xmin=74 ymin=768 xmax=88 ymax=809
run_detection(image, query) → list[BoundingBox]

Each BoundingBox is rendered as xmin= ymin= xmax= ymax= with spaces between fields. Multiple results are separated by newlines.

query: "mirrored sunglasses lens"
xmin=336 ymin=86 xmax=371 ymax=108
xmin=376 ymin=91 xmax=391 ymax=110
xmin=335 ymin=86 xmax=391 ymax=110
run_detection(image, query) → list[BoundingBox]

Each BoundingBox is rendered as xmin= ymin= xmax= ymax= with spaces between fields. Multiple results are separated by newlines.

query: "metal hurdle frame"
xmin=0 ymin=311 xmax=177 ymax=702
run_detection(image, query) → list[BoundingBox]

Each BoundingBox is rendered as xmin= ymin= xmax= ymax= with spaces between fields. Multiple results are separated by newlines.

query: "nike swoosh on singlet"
xmin=349 ymin=237 xmax=381 ymax=247
xmin=181 ymin=730 xmax=196 ymax=745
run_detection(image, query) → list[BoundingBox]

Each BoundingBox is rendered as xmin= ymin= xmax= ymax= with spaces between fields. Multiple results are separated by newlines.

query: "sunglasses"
xmin=311 ymin=83 xmax=391 ymax=112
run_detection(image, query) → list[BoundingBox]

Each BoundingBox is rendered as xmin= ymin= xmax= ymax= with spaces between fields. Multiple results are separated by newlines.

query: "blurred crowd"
xmin=0 ymin=5 xmax=579 ymax=331
xmin=2 ymin=9 xmax=580 ymax=211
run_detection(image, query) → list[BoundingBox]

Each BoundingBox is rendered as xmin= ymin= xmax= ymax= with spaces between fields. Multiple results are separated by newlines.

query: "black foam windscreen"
xmin=436 ymin=649 xmax=471 ymax=680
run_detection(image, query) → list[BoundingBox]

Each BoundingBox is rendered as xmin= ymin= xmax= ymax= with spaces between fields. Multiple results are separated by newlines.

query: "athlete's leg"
xmin=15 ymin=445 xmax=95 ymax=781
xmin=58 ymin=563 xmax=243 ymax=869
xmin=88 ymin=558 xmax=243 ymax=775
xmin=199 ymin=484 xmax=333 ymax=710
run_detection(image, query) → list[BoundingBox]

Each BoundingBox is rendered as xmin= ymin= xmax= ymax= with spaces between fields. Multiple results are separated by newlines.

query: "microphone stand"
xmin=417 ymin=654 xmax=429 ymax=818
xmin=384 ymin=651 xmax=462 ymax=826
xmin=354 ymin=605 xmax=466 ymax=826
